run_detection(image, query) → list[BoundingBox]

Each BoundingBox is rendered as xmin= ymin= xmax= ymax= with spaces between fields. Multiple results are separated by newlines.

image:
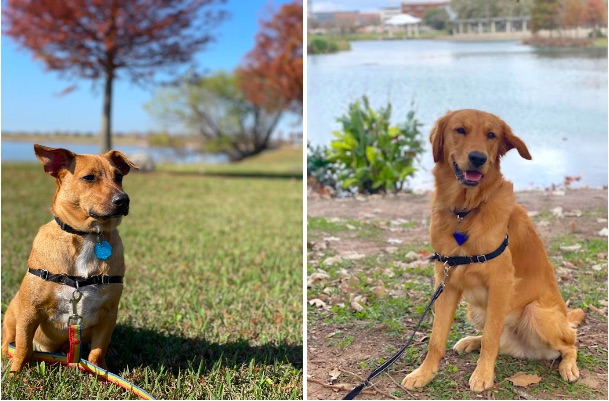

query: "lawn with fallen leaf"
xmin=1 ymin=146 xmax=303 ymax=399
xmin=307 ymin=188 xmax=608 ymax=400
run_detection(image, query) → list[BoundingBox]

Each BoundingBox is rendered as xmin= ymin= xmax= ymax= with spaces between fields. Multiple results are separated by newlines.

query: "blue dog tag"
xmin=94 ymin=240 xmax=113 ymax=260
xmin=453 ymin=231 xmax=468 ymax=246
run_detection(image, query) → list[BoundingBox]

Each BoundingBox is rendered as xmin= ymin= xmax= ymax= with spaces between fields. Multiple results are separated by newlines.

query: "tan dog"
xmin=1 ymin=144 xmax=138 ymax=371
xmin=402 ymin=110 xmax=585 ymax=392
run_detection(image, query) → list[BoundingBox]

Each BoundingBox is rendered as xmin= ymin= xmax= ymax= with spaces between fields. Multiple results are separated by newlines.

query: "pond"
xmin=0 ymin=140 xmax=228 ymax=164
xmin=307 ymin=40 xmax=608 ymax=190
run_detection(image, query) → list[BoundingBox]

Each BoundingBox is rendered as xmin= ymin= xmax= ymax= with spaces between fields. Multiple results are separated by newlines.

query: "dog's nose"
xmin=468 ymin=151 xmax=488 ymax=168
xmin=112 ymin=193 xmax=130 ymax=208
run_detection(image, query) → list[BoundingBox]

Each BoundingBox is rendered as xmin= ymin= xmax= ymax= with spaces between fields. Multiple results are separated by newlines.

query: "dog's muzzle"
xmin=453 ymin=161 xmax=483 ymax=187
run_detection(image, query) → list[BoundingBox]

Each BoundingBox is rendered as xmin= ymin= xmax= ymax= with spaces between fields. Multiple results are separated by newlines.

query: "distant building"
xmin=312 ymin=11 xmax=380 ymax=29
xmin=379 ymin=6 xmax=402 ymax=23
xmin=401 ymin=0 xmax=450 ymax=19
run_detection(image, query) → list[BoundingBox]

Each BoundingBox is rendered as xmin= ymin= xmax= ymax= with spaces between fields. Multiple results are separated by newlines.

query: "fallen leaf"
xmin=308 ymin=298 xmax=327 ymax=308
xmin=307 ymin=272 xmax=330 ymax=287
xmin=328 ymin=367 xmax=341 ymax=383
xmin=507 ymin=372 xmax=542 ymax=387
xmin=587 ymin=304 xmax=607 ymax=316
xmin=559 ymin=244 xmax=581 ymax=252
xmin=323 ymin=255 xmax=343 ymax=265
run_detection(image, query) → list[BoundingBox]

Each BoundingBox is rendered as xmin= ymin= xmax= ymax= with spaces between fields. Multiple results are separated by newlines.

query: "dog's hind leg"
xmin=519 ymin=302 xmax=581 ymax=381
xmin=453 ymin=335 xmax=482 ymax=353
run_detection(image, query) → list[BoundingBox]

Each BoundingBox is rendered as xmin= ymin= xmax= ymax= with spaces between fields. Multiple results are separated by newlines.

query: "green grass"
xmin=1 ymin=155 xmax=303 ymax=399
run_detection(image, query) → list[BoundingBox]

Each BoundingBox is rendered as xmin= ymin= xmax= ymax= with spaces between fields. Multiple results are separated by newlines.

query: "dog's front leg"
xmin=11 ymin=310 xmax=43 ymax=372
xmin=402 ymin=277 xmax=462 ymax=390
xmin=87 ymin=304 xmax=119 ymax=370
xmin=469 ymin=272 xmax=513 ymax=392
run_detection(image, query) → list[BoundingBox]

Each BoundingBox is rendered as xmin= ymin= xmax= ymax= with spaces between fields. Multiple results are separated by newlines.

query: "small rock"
xmin=591 ymin=264 xmax=603 ymax=271
xmin=384 ymin=247 xmax=398 ymax=254
xmin=564 ymin=209 xmax=583 ymax=217
xmin=404 ymin=251 xmax=420 ymax=262
xmin=387 ymin=238 xmax=403 ymax=245
xmin=598 ymin=228 xmax=608 ymax=237
xmin=551 ymin=207 xmax=564 ymax=218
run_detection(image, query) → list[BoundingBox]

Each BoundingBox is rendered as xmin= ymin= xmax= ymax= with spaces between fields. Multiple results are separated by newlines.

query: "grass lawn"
xmin=1 ymin=147 xmax=303 ymax=399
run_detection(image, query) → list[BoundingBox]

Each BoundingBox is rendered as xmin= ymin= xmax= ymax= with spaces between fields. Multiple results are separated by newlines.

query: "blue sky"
xmin=1 ymin=0 xmax=296 ymax=134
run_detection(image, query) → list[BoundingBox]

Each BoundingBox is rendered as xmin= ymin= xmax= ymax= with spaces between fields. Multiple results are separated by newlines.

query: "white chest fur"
xmin=51 ymin=235 xmax=109 ymax=330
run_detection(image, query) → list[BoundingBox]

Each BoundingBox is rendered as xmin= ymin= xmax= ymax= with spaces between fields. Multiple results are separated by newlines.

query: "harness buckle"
xmin=100 ymin=275 xmax=110 ymax=285
xmin=474 ymin=255 xmax=487 ymax=263
xmin=40 ymin=269 xmax=49 ymax=280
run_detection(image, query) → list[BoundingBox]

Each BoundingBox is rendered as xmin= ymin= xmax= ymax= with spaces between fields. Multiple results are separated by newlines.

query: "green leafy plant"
xmin=328 ymin=96 xmax=424 ymax=194
xmin=306 ymin=142 xmax=337 ymax=189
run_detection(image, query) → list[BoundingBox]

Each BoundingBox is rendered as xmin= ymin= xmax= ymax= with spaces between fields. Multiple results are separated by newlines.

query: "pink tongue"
xmin=465 ymin=171 xmax=483 ymax=181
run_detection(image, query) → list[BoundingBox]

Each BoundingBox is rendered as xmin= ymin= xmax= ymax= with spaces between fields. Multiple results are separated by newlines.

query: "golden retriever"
xmin=402 ymin=109 xmax=585 ymax=392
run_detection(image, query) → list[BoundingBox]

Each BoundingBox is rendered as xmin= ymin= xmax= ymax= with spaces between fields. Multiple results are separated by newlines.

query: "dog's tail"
xmin=567 ymin=308 xmax=585 ymax=328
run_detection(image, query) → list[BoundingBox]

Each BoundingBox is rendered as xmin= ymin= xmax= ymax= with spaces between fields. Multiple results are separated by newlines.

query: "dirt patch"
xmin=307 ymin=188 xmax=608 ymax=400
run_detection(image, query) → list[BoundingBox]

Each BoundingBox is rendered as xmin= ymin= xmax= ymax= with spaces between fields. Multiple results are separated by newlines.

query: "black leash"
xmin=343 ymin=279 xmax=446 ymax=400
xmin=343 ymin=234 xmax=509 ymax=399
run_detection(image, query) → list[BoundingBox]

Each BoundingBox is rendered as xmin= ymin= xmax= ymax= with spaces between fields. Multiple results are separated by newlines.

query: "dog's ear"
xmin=106 ymin=150 xmax=139 ymax=175
xmin=500 ymin=121 xmax=532 ymax=160
xmin=34 ymin=144 xmax=76 ymax=177
xmin=430 ymin=112 xmax=451 ymax=163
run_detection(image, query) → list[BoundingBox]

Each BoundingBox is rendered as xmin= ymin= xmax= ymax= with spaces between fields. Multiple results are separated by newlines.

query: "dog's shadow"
xmin=104 ymin=324 xmax=302 ymax=375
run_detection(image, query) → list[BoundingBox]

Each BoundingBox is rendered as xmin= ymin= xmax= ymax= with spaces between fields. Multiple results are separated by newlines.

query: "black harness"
xmin=28 ymin=217 xmax=123 ymax=288
xmin=432 ymin=235 xmax=509 ymax=266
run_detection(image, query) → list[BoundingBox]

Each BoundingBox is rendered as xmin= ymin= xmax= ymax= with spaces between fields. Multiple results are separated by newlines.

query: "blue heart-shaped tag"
xmin=453 ymin=231 xmax=468 ymax=246
xmin=94 ymin=240 xmax=113 ymax=260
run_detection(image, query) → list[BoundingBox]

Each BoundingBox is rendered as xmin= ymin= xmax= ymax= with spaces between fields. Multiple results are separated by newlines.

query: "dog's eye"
xmin=81 ymin=175 xmax=96 ymax=182
xmin=487 ymin=132 xmax=496 ymax=139
xmin=455 ymin=127 xmax=466 ymax=135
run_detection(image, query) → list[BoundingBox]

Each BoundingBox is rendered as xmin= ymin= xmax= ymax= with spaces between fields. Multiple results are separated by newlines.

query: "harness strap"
xmin=432 ymin=235 xmax=509 ymax=266
xmin=28 ymin=268 xmax=123 ymax=288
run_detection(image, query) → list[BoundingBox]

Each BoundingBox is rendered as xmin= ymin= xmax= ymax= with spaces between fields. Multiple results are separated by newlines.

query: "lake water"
xmin=307 ymin=40 xmax=608 ymax=190
xmin=0 ymin=140 xmax=228 ymax=164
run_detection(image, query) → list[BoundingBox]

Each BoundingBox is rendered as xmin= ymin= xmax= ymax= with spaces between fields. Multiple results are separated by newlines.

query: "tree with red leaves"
xmin=585 ymin=0 xmax=608 ymax=29
xmin=237 ymin=0 xmax=303 ymax=114
xmin=3 ymin=0 xmax=227 ymax=152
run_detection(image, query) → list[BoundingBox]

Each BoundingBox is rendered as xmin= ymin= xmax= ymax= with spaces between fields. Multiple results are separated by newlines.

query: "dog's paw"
xmin=401 ymin=367 xmax=435 ymax=390
xmin=469 ymin=366 xmax=495 ymax=392
xmin=559 ymin=359 xmax=580 ymax=382
xmin=453 ymin=336 xmax=482 ymax=353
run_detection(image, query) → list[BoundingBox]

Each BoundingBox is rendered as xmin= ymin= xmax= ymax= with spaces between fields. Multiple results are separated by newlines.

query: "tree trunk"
xmin=100 ymin=71 xmax=114 ymax=153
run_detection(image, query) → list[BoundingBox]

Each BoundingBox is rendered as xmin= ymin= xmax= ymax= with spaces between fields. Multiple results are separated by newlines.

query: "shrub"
xmin=306 ymin=142 xmax=337 ymax=189
xmin=328 ymin=96 xmax=423 ymax=194
xmin=308 ymin=36 xmax=350 ymax=55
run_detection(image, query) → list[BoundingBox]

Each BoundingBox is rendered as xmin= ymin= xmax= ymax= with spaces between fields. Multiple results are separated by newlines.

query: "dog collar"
xmin=432 ymin=235 xmax=509 ymax=266
xmin=54 ymin=216 xmax=113 ymax=260
xmin=54 ymin=216 xmax=90 ymax=236
xmin=28 ymin=268 xmax=123 ymax=288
